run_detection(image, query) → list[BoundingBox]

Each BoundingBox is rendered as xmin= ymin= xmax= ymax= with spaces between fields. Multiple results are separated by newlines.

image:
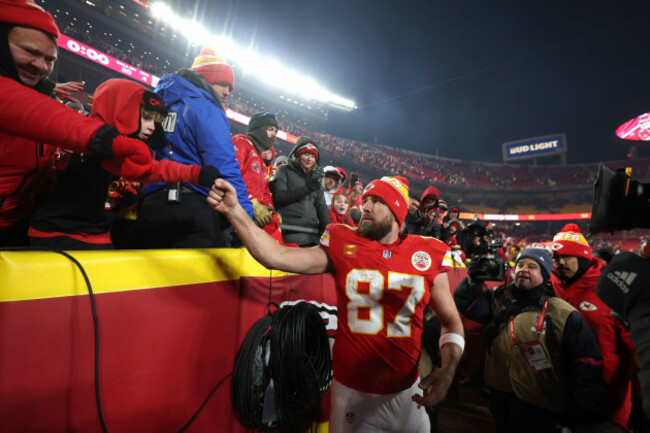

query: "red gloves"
xmin=100 ymin=135 xmax=156 ymax=180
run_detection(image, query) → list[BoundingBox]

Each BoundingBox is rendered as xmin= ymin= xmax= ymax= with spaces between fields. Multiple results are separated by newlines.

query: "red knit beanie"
xmin=294 ymin=137 xmax=319 ymax=160
xmin=552 ymin=225 xmax=592 ymax=260
xmin=191 ymin=47 xmax=234 ymax=90
xmin=0 ymin=0 xmax=60 ymax=37
xmin=362 ymin=176 xmax=410 ymax=227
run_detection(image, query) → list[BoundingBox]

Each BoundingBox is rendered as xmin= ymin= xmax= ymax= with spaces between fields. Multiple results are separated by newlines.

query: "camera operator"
xmin=459 ymin=221 xmax=489 ymax=259
xmin=551 ymin=225 xmax=637 ymax=432
xmin=454 ymin=247 xmax=607 ymax=433
xmin=596 ymin=242 xmax=650 ymax=426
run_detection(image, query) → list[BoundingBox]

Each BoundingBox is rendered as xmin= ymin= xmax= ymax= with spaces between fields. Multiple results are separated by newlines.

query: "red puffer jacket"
xmin=552 ymin=258 xmax=636 ymax=428
xmin=0 ymin=76 xmax=105 ymax=232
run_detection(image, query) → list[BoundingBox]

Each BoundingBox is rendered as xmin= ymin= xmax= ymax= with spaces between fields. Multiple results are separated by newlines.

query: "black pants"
xmin=137 ymin=188 xmax=222 ymax=249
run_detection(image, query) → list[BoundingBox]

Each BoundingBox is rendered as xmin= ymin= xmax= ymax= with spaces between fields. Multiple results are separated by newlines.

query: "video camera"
xmin=589 ymin=163 xmax=650 ymax=234
xmin=468 ymin=254 xmax=508 ymax=281
xmin=467 ymin=228 xmax=507 ymax=281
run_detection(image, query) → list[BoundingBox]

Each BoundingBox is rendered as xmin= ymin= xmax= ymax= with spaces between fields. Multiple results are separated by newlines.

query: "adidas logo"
xmin=606 ymin=271 xmax=637 ymax=294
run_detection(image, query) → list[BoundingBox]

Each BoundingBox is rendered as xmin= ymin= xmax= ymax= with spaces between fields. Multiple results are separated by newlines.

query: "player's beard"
xmin=358 ymin=214 xmax=393 ymax=241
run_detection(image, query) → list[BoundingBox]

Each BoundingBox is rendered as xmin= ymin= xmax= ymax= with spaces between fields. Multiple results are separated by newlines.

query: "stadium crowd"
xmin=46 ymin=1 xmax=650 ymax=194
xmin=3 ymin=2 xmax=650 ymax=433
xmin=5 ymin=0 xmax=650 ymax=251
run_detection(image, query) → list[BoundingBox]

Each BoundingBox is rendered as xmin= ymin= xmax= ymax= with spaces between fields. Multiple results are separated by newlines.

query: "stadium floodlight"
xmin=150 ymin=2 xmax=356 ymax=112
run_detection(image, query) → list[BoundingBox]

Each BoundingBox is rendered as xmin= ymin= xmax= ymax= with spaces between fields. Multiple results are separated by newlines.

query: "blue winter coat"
xmin=143 ymin=72 xmax=253 ymax=218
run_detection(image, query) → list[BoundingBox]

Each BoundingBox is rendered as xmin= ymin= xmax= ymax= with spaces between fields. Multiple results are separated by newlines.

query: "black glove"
xmin=88 ymin=124 xmax=119 ymax=159
xmin=306 ymin=166 xmax=324 ymax=190
xmin=466 ymin=259 xmax=484 ymax=286
xmin=198 ymin=165 xmax=221 ymax=187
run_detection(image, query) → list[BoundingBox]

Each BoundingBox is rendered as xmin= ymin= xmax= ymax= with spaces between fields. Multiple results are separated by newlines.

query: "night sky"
xmin=190 ymin=0 xmax=650 ymax=164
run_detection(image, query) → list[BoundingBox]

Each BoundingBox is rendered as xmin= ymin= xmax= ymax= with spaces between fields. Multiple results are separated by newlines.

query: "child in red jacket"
xmin=28 ymin=79 xmax=219 ymax=250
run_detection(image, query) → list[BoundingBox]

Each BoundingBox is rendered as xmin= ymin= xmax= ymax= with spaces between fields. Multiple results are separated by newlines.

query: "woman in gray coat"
xmin=270 ymin=136 xmax=330 ymax=246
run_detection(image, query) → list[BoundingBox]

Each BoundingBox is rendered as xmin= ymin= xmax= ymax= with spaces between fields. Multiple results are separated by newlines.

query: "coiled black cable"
xmin=231 ymin=301 xmax=332 ymax=432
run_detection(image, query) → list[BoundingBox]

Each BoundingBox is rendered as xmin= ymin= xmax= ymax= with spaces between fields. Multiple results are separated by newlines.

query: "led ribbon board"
xmin=58 ymin=34 xmax=160 ymax=88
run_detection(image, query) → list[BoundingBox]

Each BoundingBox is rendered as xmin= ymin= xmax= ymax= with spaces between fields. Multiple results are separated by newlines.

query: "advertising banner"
xmin=502 ymin=134 xmax=566 ymax=162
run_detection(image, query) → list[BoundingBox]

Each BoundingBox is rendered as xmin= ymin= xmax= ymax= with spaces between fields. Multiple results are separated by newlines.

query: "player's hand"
xmin=54 ymin=81 xmax=84 ymax=102
xmin=411 ymin=367 xmax=454 ymax=408
xmin=207 ymin=178 xmax=239 ymax=215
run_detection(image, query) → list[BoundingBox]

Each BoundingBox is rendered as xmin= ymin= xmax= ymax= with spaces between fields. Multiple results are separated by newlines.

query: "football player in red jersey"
xmin=207 ymin=175 xmax=464 ymax=433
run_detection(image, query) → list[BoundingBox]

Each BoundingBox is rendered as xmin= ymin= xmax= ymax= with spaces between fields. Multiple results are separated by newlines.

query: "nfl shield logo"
xmin=383 ymin=250 xmax=391 ymax=259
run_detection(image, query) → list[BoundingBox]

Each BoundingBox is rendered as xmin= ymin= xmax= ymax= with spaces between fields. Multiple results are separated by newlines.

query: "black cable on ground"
xmin=54 ymin=250 xmax=109 ymax=433
xmin=177 ymin=372 xmax=233 ymax=432
xmin=231 ymin=301 xmax=332 ymax=432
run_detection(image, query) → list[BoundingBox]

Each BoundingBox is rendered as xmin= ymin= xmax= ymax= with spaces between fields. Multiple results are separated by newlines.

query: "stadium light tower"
xmin=150 ymin=2 xmax=357 ymax=112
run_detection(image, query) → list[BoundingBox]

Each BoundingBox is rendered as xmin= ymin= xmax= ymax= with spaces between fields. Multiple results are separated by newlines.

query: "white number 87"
xmin=345 ymin=269 xmax=425 ymax=337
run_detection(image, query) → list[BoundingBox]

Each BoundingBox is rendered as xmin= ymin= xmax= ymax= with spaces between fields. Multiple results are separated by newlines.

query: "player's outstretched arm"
xmin=412 ymin=272 xmax=464 ymax=408
xmin=207 ymin=178 xmax=330 ymax=274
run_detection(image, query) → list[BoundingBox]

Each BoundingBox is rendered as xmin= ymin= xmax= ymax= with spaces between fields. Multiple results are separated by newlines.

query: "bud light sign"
xmin=502 ymin=134 xmax=566 ymax=162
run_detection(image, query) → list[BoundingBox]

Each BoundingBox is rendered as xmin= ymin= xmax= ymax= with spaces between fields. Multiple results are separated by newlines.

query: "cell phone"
xmin=426 ymin=204 xmax=436 ymax=212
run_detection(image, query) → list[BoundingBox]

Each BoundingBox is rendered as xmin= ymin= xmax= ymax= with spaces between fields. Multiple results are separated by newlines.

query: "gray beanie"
xmin=516 ymin=247 xmax=553 ymax=281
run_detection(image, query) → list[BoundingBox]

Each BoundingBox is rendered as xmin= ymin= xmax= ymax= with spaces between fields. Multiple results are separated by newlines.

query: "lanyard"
xmin=508 ymin=300 xmax=548 ymax=346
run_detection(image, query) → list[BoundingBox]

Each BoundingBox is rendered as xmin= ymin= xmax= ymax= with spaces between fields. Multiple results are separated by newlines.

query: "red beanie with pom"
xmin=362 ymin=176 xmax=410 ymax=227
xmin=191 ymin=47 xmax=234 ymax=90
xmin=553 ymin=224 xmax=592 ymax=260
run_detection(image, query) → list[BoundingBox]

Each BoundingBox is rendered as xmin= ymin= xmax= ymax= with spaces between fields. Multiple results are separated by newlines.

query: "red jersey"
xmin=232 ymin=134 xmax=274 ymax=207
xmin=320 ymin=224 xmax=452 ymax=394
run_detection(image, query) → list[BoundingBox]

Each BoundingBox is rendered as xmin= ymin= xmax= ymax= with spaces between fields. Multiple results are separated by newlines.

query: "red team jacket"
xmin=320 ymin=224 xmax=452 ymax=394
xmin=0 ymin=76 xmax=104 ymax=231
xmin=552 ymin=258 xmax=635 ymax=428
xmin=232 ymin=134 xmax=274 ymax=208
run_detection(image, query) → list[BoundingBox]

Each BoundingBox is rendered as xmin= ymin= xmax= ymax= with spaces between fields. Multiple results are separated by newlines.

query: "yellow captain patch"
xmin=344 ymin=244 xmax=357 ymax=257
